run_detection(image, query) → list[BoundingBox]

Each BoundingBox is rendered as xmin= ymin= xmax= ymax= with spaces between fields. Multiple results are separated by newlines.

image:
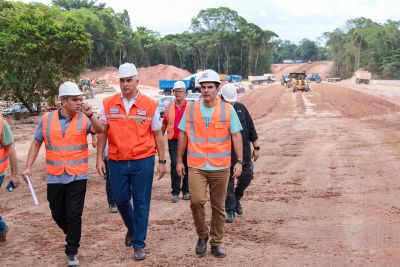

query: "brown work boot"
xmin=133 ymin=248 xmax=146 ymax=261
xmin=0 ymin=226 xmax=9 ymax=246
xmin=125 ymin=230 xmax=132 ymax=247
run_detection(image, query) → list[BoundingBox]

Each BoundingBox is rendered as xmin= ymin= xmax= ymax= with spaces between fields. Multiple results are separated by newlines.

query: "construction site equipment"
xmin=355 ymin=70 xmax=371 ymax=85
xmin=281 ymin=74 xmax=290 ymax=85
xmin=288 ymin=72 xmax=310 ymax=93
xmin=307 ymin=73 xmax=321 ymax=83
xmin=248 ymin=74 xmax=275 ymax=85
xmin=326 ymin=77 xmax=342 ymax=83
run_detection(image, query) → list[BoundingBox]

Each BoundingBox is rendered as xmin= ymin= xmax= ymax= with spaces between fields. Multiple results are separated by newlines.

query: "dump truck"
xmin=159 ymin=77 xmax=199 ymax=95
xmin=248 ymin=74 xmax=275 ymax=85
xmin=355 ymin=70 xmax=371 ymax=85
xmin=288 ymin=72 xmax=310 ymax=93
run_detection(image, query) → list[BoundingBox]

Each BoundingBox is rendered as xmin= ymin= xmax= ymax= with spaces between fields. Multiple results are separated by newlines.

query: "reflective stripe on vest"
xmin=166 ymin=101 xmax=175 ymax=140
xmin=103 ymin=93 xmax=157 ymax=161
xmin=43 ymin=111 xmax=89 ymax=176
xmin=0 ymin=117 xmax=10 ymax=172
xmin=186 ymin=100 xmax=231 ymax=168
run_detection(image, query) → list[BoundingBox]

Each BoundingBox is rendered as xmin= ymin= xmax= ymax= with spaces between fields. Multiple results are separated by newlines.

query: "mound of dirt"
xmin=138 ymin=64 xmax=191 ymax=88
xmin=82 ymin=64 xmax=191 ymax=89
xmin=82 ymin=66 xmax=118 ymax=85
xmin=272 ymin=61 xmax=334 ymax=80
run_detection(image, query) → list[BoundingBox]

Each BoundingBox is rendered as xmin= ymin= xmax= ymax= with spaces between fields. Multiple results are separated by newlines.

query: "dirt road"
xmin=2 ymin=82 xmax=400 ymax=266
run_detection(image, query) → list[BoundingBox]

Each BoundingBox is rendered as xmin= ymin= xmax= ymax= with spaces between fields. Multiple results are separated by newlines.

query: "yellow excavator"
xmin=287 ymin=72 xmax=310 ymax=93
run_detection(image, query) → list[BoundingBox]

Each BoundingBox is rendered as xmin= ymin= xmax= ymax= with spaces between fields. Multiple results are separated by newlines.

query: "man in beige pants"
xmin=177 ymin=69 xmax=243 ymax=258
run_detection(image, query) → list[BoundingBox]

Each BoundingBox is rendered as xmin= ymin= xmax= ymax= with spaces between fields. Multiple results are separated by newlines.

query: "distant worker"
xmin=0 ymin=116 xmax=20 ymax=246
xmin=177 ymin=69 xmax=243 ymax=258
xmin=22 ymin=81 xmax=104 ymax=267
xmin=220 ymin=84 xmax=260 ymax=223
xmin=96 ymin=62 xmax=166 ymax=261
xmin=161 ymin=81 xmax=189 ymax=203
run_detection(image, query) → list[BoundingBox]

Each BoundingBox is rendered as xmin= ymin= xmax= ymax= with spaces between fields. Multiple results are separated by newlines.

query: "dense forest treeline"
xmin=1 ymin=0 xmax=400 ymax=110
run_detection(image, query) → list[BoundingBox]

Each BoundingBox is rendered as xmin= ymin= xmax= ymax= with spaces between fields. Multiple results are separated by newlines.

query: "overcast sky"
xmin=17 ymin=0 xmax=400 ymax=43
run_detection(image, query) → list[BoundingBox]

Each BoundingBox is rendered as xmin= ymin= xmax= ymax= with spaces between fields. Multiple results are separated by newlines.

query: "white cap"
xmin=173 ymin=81 xmax=187 ymax=90
xmin=117 ymin=63 xmax=138 ymax=79
xmin=198 ymin=69 xmax=220 ymax=84
xmin=220 ymin=83 xmax=237 ymax=102
xmin=59 ymin=81 xmax=84 ymax=97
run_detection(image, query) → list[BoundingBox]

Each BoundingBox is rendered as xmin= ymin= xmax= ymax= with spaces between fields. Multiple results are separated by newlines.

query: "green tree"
xmin=0 ymin=1 xmax=92 ymax=113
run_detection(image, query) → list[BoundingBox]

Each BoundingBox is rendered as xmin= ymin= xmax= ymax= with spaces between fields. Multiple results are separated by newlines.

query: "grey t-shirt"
xmin=34 ymin=111 xmax=92 ymax=184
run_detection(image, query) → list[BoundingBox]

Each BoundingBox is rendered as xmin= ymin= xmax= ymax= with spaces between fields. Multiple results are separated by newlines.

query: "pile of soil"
xmin=82 ymin=64 xmax=191 ymax=89
xmin=138 ymin=64 xmax=191 ymax=88
xmin=271 ymin=61 xmax=334 ymax=80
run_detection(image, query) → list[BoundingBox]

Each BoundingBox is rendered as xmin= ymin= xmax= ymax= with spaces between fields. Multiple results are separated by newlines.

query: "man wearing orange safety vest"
xmin=0 ymin=116 xmax=20 ymax=246
xmin=161 ymin=80 xmax=189 ymax=203
xmin=177 ymin=69 xmax=243 ymax=258
xmin=22 ymin=82 xmax=103 ymax=267
xmin=96 ymin=63 xmax=166 ymax=261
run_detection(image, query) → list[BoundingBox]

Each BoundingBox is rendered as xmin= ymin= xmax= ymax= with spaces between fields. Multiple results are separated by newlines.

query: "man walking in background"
xmin=96 ymin=62 xmax=166 ymax=261
xmin=22 ymin=81 xmax=103 ymax=267
xmin=220 ymin=84 xmax=260 ymax=223
xmin=0 ymin=116 xmax=20 ymax=246
xmin=162 ymin=80 xmax=189 ymax=203
xmin=177 ymin=69 xmax=243 ymax=258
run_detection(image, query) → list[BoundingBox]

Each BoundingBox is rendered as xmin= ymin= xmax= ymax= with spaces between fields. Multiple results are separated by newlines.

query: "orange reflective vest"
xmin=42 ymin=111 xmax=89 ymax=176
xmin=0 ymin=117 xmax=10 ymax=173
xmin=103 ymin=93 xmax=157 ymax=161
xmin=165 ymin=101 xmax=176 ymax=140
xmin=186 ymin=100 xmax=231 ymax=168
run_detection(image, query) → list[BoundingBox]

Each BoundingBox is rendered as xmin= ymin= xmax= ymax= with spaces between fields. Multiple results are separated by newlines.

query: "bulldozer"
xmin=287 ymin=72 xmax=310 ymax=93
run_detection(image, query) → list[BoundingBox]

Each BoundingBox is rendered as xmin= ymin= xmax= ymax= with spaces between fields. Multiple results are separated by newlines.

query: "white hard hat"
xmin=117 ymin=63 xmax=138 ymax=79
xmin=58 ymin=81 xmax=84 ymax=97
xmin=198 ymin=69 xmax=220 ymax=84
xmin=220 ymin=84 xmax=237 ymax=102
xmin=173 ymin=81 xmax=187 ymax=90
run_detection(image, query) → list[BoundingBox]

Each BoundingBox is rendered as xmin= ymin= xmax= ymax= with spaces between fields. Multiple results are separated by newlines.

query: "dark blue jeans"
xmin=225 ymin=162 xmax=253 ymax=213
xmin=0 ymin=175 xmax=6 ymax=232
xmin=108 ymin=156 xmax=155 ymax=249
xmin=103 ymin=159 xmax=115 ymax=205
xmin=168 ymin=140 xmax=189 ymax=196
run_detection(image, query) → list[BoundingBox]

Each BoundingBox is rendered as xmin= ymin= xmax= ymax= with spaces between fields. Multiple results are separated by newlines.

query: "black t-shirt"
xmin=231 ymin=102 xmax=258 ymax=165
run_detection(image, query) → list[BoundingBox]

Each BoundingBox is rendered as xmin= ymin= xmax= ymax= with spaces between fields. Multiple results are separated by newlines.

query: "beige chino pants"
xmin=188 ymin=167 xmax=230 ymax=246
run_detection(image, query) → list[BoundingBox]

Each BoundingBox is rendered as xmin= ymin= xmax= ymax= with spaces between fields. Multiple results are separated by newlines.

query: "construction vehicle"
xmin=288 ymin=72 xmax=310 ymax=93
xmin=280 ymin=74 xmax=290 ymax=85
xmin=248 ymin=73 xmax=275 ymax=85
xmin=355 ymin=70 xmax=371 ymax=84
xmin=307 ymin=73 xmax=321 ymax=83
xmin=159 ymin=77 xmax=199 ymax=95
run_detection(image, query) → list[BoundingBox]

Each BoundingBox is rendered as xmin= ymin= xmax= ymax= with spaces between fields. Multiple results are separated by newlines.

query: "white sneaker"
xmin=67 ymin=254 xmax=80 ymax=267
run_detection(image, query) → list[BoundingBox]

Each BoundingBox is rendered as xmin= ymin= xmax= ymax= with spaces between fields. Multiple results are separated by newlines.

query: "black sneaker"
xmin=235 ymin=200 xmax=243 ymax=215
xmin=195 ymin=236 xmax=208 ymax=257
xmin=66 ymin=254 xmax=80 ymax=267
xmin=211 ymin=245 xmax=226 ymax=258
xmin=225 ymin=212 xmax=235 ymax=223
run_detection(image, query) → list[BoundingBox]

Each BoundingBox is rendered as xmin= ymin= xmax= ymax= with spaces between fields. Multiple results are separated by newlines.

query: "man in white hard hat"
xmin=22 ymin=81 xmax=104 ymax=267
xmin=96 ymin=63 xmax=166 ymax=261
xmin=162 ymin=81 xmax=189 ymax=203
xmin=177 ymin=69 xmax=243 ymax=258
xmin=220 ymin=84 xmax=260 ymax=223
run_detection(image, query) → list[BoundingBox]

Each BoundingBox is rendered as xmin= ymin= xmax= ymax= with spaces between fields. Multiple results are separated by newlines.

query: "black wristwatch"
xmin=236 ymin=159 xmax=244 ymax=165
xmin=254 ymin=146 xmax=260 ymax=151
xmin=159 ymin=160 xmax=167 ymax=164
